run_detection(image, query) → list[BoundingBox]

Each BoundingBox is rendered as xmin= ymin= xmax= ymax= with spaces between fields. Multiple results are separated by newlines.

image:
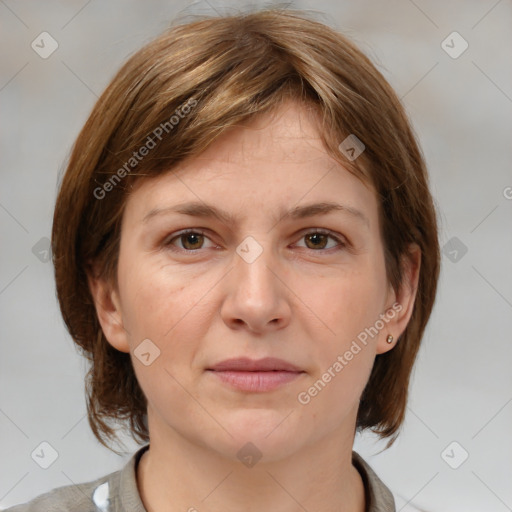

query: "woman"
xmin=7 ymin=7 xmax=440 ymax=512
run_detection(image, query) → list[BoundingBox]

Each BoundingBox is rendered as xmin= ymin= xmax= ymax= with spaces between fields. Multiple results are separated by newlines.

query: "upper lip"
xmin=208 ymin=357 xmax=303 ymax=372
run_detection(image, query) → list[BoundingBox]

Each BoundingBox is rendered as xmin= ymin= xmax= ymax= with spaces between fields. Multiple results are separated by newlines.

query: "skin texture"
xmin=89 ymin=99 xmax=420 ymax=512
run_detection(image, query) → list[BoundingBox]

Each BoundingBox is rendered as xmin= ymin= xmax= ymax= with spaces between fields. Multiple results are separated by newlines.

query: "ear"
xmin=376 ymin=243 xmax=421 ymax=355
xmin=87 ymin=270 xmax=130 ymax=354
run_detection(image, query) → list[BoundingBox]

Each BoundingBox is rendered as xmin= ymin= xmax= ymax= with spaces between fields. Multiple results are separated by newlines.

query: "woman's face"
xmin=91 ymin=99 xmax=417 ymax=462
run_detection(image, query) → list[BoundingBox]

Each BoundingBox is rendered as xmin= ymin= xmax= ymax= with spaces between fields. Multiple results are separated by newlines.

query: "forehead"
xmin=123 ymin=100 xmax=378 ymax=228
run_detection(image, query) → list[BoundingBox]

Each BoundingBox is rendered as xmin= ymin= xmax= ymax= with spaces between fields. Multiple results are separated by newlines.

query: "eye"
xmin=164 ymin=228 xmax=346 ymax=253
xmin=165 ymin=229 xmax=215 ymax=251
xmin=295 ymin=229 xmax=346 ymax=251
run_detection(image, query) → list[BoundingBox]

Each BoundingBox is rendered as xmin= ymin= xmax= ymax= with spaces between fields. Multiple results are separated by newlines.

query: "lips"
xmin=208 ymin=357 xmax=303 ymax=373
xmin=206 ymin=357 xmax=305 ymax=392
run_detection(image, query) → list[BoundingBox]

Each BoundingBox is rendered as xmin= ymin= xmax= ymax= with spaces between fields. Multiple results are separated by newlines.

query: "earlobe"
xmin=87 ymin=272 xmax=130 ymax=354
xmin=376 ymin=243 xmax=421 ymax=355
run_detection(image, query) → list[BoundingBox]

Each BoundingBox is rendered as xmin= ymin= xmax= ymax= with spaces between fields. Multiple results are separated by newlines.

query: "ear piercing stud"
xmin=386 ymin=334 xmax=394 ymax=344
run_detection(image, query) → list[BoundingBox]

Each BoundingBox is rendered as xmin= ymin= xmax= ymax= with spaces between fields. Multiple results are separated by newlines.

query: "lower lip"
xmin=208 ymin=370 xmax=303 ymax=392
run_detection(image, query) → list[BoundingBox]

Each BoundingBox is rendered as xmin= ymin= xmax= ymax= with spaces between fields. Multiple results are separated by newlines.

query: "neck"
xmin=136 ymin=412 xmax=366 ymax=512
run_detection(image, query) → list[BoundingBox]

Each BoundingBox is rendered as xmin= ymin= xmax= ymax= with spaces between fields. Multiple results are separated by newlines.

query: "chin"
xmin=214 ymin=408 xmax=309 ymax=463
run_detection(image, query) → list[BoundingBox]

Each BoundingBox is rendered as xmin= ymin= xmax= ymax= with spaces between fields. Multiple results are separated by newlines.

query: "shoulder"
xmin=3 ymin=445 xmax=149 ymax=512
xmin=352 ymin=451 xmax=396 ymax=512
xmin=2 ymin=473 xmax=118 ymax=512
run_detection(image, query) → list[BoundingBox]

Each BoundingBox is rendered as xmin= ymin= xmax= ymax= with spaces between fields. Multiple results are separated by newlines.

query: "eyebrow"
xmin=142 ymin=200 xmax=369 ymax=228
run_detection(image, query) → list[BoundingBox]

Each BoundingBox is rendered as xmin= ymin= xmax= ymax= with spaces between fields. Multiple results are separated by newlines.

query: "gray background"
xmin=1 ymin=1 xmax=511 ymax=510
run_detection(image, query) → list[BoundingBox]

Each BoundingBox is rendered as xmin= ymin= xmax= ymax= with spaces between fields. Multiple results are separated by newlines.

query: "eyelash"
xmin=164 ymin=228 xmax=347 ymax=254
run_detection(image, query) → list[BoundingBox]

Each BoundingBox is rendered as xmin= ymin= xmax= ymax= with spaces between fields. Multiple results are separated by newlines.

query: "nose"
xmin=220 ymin=239 xmax=291 ymax=334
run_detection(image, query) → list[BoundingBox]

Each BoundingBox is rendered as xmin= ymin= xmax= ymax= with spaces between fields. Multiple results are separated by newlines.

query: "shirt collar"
xmin=352 ymin=451 xmax=396 ymax=511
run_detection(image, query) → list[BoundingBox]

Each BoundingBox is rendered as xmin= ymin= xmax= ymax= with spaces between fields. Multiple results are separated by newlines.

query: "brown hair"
xmin=51 ymin=7 xmax=440 ymax=452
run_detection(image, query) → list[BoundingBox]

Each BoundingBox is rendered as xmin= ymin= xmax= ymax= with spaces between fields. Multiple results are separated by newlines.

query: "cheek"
xmin=118 ymin=262 xmax=225 ymax=391
xmin=121 ymin=267 xmax=208 ymax=410
xmin=119 ymin=259 xmax=196 ymax=344
xmin=297 ymin=278 xmax=379 ymax=422
xmin=302 ymin=266 xmax=386 ymax=345
xmin=294 ymin=263 xmax=386 ymax=402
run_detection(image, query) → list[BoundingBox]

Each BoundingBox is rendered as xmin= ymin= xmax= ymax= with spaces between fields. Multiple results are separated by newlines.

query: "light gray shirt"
xmin=4 ymin=445 xmax=396 ymax=511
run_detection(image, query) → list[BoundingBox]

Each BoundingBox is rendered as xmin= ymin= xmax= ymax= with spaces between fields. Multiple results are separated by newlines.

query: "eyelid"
xmin=164 ymin=228 xmax=215 ymax=250
xmin=295 ymin=228 xmax=347 ymax=248
xmin=164 ymin=227 xmax=347 ymax=252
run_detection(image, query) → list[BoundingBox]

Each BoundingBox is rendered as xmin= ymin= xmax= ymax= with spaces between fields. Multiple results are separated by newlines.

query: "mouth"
xmin=206 ymin=357 xmax=305 ymax=392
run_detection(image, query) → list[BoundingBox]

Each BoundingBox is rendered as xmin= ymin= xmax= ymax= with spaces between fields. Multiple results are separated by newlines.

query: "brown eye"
xmin=304 ymin=232 xmax=329 ymax=250
xmin=180 ymin=232 xmax=204 ymax=250
xmin=165 ymin=229 xmax=212 ymax=251
xmin=297 ymin=230 xmax=345 ymax=251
